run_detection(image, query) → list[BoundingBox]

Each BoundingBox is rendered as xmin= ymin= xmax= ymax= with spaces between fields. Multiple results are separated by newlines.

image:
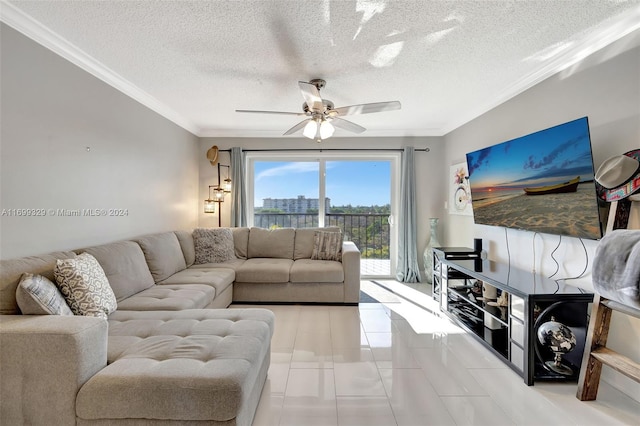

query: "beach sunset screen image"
xmin=465 ymin=117 xmax=602 ymax=240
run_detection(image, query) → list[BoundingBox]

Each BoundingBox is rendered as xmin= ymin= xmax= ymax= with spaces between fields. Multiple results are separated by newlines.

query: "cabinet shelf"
xmin=448 ymin=286 xmax=509 ymax=327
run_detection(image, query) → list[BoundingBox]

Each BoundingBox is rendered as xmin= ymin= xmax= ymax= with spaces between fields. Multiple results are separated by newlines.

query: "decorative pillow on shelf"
xmin=16 ymin=273 xmax=74 ymax=316
xmin=193 ymin=227 xmax=237 ymax=264
xmin=311 ymin=230 xmax=343 ymax=261
xmin=54 ymin=253 xmax=117 ymax=319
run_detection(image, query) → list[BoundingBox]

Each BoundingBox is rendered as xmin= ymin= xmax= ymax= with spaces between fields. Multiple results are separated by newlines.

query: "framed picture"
xmin=449 ymin=162 xmax=473 ymax=216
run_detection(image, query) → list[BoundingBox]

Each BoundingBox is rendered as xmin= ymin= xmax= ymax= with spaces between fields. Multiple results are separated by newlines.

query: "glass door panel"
xmin=253 ymin=161 xmax=320 ymax=228
xmin=325 ymin=160 xmax=392 ymax=277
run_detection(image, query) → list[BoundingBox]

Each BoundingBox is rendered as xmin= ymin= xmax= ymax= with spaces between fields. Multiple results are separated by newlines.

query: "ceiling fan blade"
xmin=331 ymin=117 xmax=366 ymax=134
xmin=298 ymin=81 xmax=324 ymax=112
xmin=283 ymin=118 xmax=311 ymax=135
xmin=236 ymin=109 xmax=306 ymax=116
xmin=332 ymin=101 xmax=401 ymax=116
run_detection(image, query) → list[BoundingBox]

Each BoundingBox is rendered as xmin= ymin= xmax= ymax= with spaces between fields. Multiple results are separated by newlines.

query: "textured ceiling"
xmin=2 ymin=1 xmax=639 ymax=137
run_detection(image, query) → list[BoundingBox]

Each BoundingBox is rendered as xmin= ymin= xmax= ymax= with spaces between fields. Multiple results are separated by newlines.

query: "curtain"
xmin=230 ymin=147 xmax=247 ymax=227
xmin=395 ymin=147 xmax=422 ymax=282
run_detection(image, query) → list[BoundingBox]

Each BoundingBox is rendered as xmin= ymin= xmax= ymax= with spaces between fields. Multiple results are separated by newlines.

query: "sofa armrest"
xmin=0 ymin=315 xmax=107 ymax=425
xmin=342 ymin=241 xmax=361 ymax=303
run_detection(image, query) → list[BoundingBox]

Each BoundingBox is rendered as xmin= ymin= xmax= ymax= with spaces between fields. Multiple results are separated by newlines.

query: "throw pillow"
xmin=54 ymin=253 xmax=117 ymax=319
xmin=311 ymin=230 xmax=343 ymax=261
xmin=16 ymin=273 xmax=74 ymax=315
xmin=193 ymin=228 xmax=237 ymax=264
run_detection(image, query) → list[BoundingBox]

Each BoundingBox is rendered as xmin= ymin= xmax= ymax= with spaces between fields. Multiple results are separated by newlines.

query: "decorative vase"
xmin=424 ymin=217 xmax=441 ymax=284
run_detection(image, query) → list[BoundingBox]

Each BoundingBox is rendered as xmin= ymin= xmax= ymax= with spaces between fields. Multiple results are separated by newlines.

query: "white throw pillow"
xmin=311 ymin=231 xmax=343 ymax=261
xmin=54 ymin=253 xmax=117 ymax=319
xmin=16 ymin=273 xmax=74 ymax=315
xmin=193 ymin=228 xmax=237 ymax=264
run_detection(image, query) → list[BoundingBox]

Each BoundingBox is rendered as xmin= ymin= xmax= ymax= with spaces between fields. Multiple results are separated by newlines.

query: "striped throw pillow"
xmin=311 ymin=231 xmax=343 ymax=261
xmin=16 ymin=273 xmax=74 ymax=315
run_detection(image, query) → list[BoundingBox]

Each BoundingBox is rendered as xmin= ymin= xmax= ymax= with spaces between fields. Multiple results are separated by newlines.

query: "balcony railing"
xmin=253 ymin=213 xmax=390 ymax=261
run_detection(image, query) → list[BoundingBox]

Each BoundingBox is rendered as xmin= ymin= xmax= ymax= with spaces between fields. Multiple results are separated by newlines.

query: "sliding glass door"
xmin=247 ymin=152 xmax=399 ymax=278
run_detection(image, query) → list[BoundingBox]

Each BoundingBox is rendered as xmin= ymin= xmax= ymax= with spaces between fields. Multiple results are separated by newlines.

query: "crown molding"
xmin=198 ymin=127 xmax=442 ymax=138
xmin=441 ymin=5 xmax=640 ymax=136
xmin=0 ymin=1 xmax=201 ymax=136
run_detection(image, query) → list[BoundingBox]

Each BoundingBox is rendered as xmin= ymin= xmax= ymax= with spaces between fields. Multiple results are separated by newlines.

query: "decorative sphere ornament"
xmin=536 ymin=316 xmax=577 ymax=375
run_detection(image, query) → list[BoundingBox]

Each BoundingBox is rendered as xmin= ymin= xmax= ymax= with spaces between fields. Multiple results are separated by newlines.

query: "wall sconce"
xmin=203 ymin=163 xmax=232 ymax=227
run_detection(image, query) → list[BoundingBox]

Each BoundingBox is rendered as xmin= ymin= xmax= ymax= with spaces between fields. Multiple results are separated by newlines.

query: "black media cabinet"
xmin=433 ymin=248 xmax=593 ymax=385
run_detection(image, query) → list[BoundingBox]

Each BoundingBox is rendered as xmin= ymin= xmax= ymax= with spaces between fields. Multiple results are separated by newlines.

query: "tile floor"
xmin=233 ymin=281 xmax=640 ymax=426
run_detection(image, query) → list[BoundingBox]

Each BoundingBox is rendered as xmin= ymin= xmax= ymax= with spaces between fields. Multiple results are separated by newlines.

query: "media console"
xmin=433 ymin=248 xmax=593 ymax=385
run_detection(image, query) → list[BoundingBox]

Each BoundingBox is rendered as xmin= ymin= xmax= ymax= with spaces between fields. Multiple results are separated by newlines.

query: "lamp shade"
xmin=320 ymin=120 xmax=334 ymax=139
xmin=303 ymin=120 xmax=318 ymax=139
xmin=213 ymin=187 xmax=225 ymax=201
xmin=223 ymin=178 xmax=232 ymax=193
xmin=204 ymin=199 xmax=216 ymax=213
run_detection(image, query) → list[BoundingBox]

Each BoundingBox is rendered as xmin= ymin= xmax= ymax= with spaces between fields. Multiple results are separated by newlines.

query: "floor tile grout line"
xmin=360 ymin=314 xmax=400 ymax=426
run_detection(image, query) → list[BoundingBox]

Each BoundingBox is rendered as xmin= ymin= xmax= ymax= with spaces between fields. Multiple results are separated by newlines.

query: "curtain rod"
xmin=216 ymin=148 xmax=430 ymax=153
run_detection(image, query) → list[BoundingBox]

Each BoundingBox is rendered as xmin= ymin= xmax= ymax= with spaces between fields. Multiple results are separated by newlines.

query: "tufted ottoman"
xmin=75 ymin=308 xmax=274 ymax=426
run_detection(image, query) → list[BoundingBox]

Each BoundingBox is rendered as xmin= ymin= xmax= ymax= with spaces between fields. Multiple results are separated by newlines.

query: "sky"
xmin=254 ymin=160 xmax=391 ymax=207
xmin=465 ymin=117 xmax=595 ymax=191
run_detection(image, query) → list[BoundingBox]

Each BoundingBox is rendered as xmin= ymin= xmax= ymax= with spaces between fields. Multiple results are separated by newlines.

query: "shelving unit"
xmin=436 ymin=257 xmax=594 ymax=385
xmin=432 ymin=247 xmax=479 ymax=304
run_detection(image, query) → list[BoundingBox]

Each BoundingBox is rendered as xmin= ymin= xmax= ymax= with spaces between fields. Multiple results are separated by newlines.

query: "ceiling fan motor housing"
xmin=308 ymin=78 xmax=326 ymax=90
xmin=302 ymin=99 xmax=334 ymax=114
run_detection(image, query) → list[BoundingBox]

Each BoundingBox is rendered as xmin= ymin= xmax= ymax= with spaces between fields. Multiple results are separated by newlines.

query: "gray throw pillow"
xmin=16 ymin=273 xmax=74 ymax=315
xmin=193 ymin=228 xmax=237 ymax=264
xmin=311 ymin=231 xmax=343 ymax=261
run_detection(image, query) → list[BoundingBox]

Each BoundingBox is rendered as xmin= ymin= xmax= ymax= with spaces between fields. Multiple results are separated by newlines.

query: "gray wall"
xmin=0 ymin=24 xmax=200 ymax=258
xmin=442 ymin=29 xmax=640 ymax=400
xmin=199 ymin=136 xmax=445 ymax=271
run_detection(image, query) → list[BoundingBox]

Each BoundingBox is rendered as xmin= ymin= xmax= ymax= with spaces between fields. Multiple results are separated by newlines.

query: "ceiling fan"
xmin=236 ymin=79 xmax=401 ymax=142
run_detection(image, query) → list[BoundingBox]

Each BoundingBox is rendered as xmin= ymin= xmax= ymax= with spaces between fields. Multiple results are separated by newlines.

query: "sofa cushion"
xmin=0 ymin=251 xmax=77 ymax=315
xmin=174 ymin=230 xmax=196 ymax=267
xmin=115 ymin=284 xmax=215 ymax=311
xmin=290 ymin=259 xmax=345 ymax=283
xmin=294 ymin=227 xmax=341 ymax=260
xmin=232 ymin=227 xmax=250 ymax=259
xmin=189 ymin=258 xmax=246 ymax=271
xmin=193 ymin=228 xmax=237 ymax=264
xmin=135 ymin=232 xmax=187 ymax=282
xmin=159 ymin=267 xmax=235 ymax=296
xmin=54 ymin=253 xmax=118 ymax=319
xmin=16 ymin=273 xmax=74 ymax=315
xmin=235 ymin=258 xmax=293 ymax=283
xmin=80 ymin=241 xmax=155 ymax=302
xmin=248 ymin=227 xmax=295 ymax=259
xmin=311 ymin=230 xmax=343 ymax=261
xmin=77 ymin=309 xmax=275 ymax=423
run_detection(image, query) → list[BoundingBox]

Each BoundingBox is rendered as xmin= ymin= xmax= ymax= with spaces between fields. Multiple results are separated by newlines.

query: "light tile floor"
xmin=234 ymin=280 xmax=640 ymax=426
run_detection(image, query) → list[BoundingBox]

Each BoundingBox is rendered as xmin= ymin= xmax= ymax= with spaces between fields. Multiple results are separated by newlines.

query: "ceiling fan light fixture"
xmin=239 ymin=79 xmax=400 ymax=140
xmin=303 ymin=120 xmax=318 ymax=139
xmin=320 ymin=120 xmax=334 ymax=139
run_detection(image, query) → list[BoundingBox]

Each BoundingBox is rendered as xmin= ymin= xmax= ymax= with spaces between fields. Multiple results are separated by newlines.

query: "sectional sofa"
xmin=0 ymin=227 xmax=361 ymax=425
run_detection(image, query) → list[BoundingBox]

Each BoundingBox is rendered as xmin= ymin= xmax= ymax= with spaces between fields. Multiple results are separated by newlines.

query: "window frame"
xmin=246 ymin=151 xmax=401 ymax=277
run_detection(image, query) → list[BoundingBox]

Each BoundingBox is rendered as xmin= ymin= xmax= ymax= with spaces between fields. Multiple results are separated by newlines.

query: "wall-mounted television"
xmin=465 ymin=117 xmax=603 ymax=240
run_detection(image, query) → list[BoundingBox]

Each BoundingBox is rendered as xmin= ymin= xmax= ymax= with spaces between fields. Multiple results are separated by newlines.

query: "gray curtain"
xmin=230 ymin=147 xmax=247 ymax=227
xmin=395 ymin=147 xmax=422 ymax=283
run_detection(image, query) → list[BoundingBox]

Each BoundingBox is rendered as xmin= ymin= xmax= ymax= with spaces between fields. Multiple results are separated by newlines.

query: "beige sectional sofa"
xmin=0 ymin=226 xmax=361 ymax=425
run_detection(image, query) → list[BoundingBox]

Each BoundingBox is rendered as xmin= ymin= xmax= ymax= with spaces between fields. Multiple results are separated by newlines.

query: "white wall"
xmin=0 ymin=24 xmax=200 ymax=259
xmin=442 ymin=29 xmax=640 ymax=400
